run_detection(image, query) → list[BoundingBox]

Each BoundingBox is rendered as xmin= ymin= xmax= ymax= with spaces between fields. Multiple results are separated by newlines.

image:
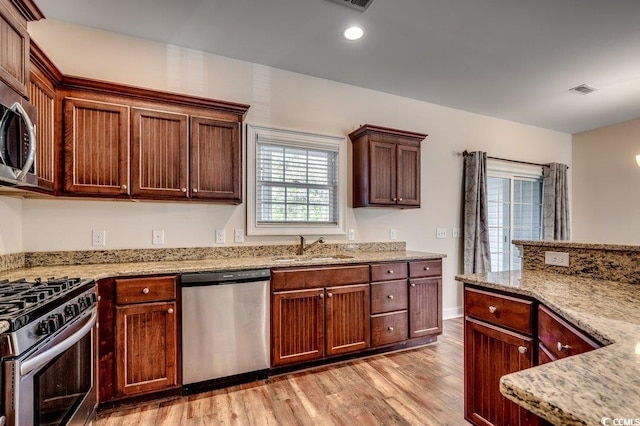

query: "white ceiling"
xmin=33 ymin=0 xmax=640 ymax=134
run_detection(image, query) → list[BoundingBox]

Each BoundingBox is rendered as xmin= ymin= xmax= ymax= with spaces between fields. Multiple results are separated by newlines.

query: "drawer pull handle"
xmin=167 ymin=308 xmax=174 ymax=314
xmin=518 ymin=346 xmax=528 ymax=354
xmin=488 ymin=306 xmax=497 ymax=314
xmin=410 ymin=283 xmax=416 ymax=287
xmin=327 ymin=292 xmax=333 ymax=298
xmin=388 ymin=295 xmax=394 ymax=299
xmin=388 ymin=326 xmax=394 ymax=331
xmin=387 ymin=270 xmax=394 ymax=274
xmin=557 ymin=342 xmax=571 ymax=353
xmin=142 ymin=288 xmax=150 ymax=294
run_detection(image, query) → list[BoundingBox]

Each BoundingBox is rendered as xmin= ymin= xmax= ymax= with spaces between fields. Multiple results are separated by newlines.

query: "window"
xmin=247 ymin=125 xmax=346 ymax=236
xmin=487 ymin=161 xmax=543 ymax=271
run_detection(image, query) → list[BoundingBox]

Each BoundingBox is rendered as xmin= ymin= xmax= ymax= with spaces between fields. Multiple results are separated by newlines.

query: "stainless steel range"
xmin=0 ymin=277 xmax=97 ymax=426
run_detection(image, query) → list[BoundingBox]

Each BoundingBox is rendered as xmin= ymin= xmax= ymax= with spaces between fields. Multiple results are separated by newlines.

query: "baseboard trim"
xmin=443 ymin=306 xmax=463 ymax=320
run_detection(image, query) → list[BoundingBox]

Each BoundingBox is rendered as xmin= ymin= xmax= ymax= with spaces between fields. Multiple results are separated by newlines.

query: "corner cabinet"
xmin=349 ymin=124 xmax=427 ymax=208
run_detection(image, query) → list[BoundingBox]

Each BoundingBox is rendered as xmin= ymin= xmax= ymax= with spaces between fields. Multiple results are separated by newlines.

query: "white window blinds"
xmin=256 ymin=142 xmax=338 ymax=224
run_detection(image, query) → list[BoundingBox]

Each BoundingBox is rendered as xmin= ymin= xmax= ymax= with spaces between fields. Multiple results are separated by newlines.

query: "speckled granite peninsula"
xmin=457 ymin=240 xmax=640 ymax=426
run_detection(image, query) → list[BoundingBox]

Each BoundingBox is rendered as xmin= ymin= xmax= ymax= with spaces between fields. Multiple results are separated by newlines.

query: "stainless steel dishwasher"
xmin=181 ymin=269 xmax=270 ymax=394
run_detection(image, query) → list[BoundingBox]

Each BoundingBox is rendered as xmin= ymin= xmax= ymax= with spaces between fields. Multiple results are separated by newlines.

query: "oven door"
xmin=4 ymin=308 xmax=97 ymax=426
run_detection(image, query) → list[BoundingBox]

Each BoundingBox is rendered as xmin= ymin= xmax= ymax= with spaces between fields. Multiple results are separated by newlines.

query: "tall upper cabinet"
xmin=0 ymin=0 xmax=43 ymax=98
xmin=349 ymin=124 xmax=427 ymax=208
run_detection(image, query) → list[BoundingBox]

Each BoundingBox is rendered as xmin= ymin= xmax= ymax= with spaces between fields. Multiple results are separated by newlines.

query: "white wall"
xmin=7 ymin=19 xmax=572 ymax=317
xmin=0 ymin=196 xmax=23 ymax=254
xmin=572 ymin=118 xmax=640 ymax=244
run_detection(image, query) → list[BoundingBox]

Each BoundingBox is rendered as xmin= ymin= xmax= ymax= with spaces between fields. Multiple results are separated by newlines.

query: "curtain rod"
xmin=460 ymin=150 xmax=569 ymax=169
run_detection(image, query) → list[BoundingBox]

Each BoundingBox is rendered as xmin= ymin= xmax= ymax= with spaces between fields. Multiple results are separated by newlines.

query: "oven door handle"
xmin=20 ymin=311 xmax=97 ymax=376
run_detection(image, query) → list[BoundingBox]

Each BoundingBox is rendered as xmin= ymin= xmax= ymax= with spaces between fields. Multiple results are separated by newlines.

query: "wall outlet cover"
xmin=452 ymin=228 xmax=462 ymax=238
xmin=389 ymin=229 xmax=397 ymax=240
xmin=544 ymin=251 xmax=570 ymax=267
xmin=234 ymin=229 xmax=244 ymax=243
xmin=348 ymin=229 xmax=355 ymax=241
xmin=152 ymin=229 xmax=164 ymax=245
xmin=92 ymin=230 xmax=106 ymax=247
xmin=215 ymin=229 xmax=225 ymax=244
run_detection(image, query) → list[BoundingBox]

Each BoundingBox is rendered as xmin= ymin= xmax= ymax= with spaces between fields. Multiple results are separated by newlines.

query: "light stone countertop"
xmin=456 ymin=270 xmax=640 ymax=426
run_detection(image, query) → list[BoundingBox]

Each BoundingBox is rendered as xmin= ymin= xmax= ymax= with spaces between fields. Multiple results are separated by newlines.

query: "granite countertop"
xmin=456 ymin=270 xmax=640 ymax=426
xmin=0 ymin=250 xmax=444 ymax=335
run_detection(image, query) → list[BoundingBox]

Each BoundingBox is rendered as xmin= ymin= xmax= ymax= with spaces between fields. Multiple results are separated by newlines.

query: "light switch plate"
xmin=215 ymin=229 xmax=225 ymax=244
xmin=348 ymin=229 xmax=355 ymax=241
xmin=389 ymin=229 xmax=397 ymax=240
xmin=452 ymin=228 xmax=462 ymax=238
xmin=436 ymin=228 xmax=448 ymax=239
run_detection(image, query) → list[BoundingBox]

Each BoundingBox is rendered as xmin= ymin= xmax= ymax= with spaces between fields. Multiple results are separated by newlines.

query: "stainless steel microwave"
xmin=0 ymin=81 xmax=37 ymax=187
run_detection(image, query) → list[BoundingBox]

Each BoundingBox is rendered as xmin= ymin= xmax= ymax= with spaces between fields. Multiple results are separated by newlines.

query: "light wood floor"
xmin=96 ymin=318 xmax=469 ymax=425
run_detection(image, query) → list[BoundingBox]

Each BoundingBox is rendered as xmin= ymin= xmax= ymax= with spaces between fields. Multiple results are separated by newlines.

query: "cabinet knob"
xmin=387 ymin=270 xmax=394 ymax=274
xmin=121 ymin=184 xmax=127 ymax=190
xmin=193 ymin=188 xmax=198 ymax=193
xmin=398 ymin=198 xmax=403 ymax=202
xmin=167 ymin=308 xmax=174 ymax=314
xmin=392 ymin=198 xmax=397 ymax=202
xmin=557 ymin=342 xmax=571 ymax=353
xmin=319 ymin=293 xmax=324 ymax=299
xmin=410 ymin=283 xmax=416 ymax=287
xmin=327 ymin=292 xmax=333 ymax=298
xmin=181 ymin=188 xmax=187 ymax=193
xmin=424 ymin=267 xmax=430 ymax=271
xmin=388 ymin=294 xmax=394 ymax=300
xmin=142 ymin=288 xmax=150 ymax=294
xmin=388 ymin=326 xmax=394 ymax=331
xmin=488 ymin=305 xmax=497 ymax=314
xmin=518 ymin=346 xmax=528 ymax=354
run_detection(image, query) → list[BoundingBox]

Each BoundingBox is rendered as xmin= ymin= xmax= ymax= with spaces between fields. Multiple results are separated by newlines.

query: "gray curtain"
xmin=542 ymin=163 xmax=570 ymax=240
xmin=463 ymin=151 xmax=491 ymax=274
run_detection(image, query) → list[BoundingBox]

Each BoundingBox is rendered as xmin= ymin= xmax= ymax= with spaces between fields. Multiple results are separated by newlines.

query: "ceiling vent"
xmin=327 ymin=0 xmax=375 ymax=12
xmin=569 ymin=84 xmax=598 ymax=95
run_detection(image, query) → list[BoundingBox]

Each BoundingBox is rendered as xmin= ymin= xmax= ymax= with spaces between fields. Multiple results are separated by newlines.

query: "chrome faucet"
xmin=297 ymin=235 xmax=325 ymax=255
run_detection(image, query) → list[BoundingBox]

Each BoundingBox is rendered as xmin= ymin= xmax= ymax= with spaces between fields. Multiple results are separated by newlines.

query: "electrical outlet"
xmin=544 ymin=251 xmax=570 ymax=267
xmin=452 ymin=228 xmax=462 ymax=238
xmin=152 ymin=229 xmax=164 ymax=245
xmin=436 ymin=228 xmax=448 ymax=239
xmin=92 ymin=230 xmax=105 ymax=247
xmin=389 ymin=228 xmax=397 ymax=240
xmin=348 ymin=229 xmax=355 ymax=241
xmin=215 ymin=229 xmax=225 ymax=244
xmin=234 ymin=229 xmax=244 ymax=243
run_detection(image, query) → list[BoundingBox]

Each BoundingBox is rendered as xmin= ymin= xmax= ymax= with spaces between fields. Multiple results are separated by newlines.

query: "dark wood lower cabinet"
xmin=271 ymin=288 xmax=325 ymax=367
xmin=465 ymin=317 xmax=537 ymax=426
xmin=409 ymin=277 xmax=442 ymax=338
xmin=325 ymin=284 xmax=370 ymax=356
xmin=115 ymin=301 xmax=178 ymax=397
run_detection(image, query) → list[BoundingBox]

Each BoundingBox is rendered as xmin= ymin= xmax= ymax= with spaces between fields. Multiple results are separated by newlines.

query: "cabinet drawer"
xmin=409 ymin=260 xmax=442 ymax=278
xmin=464 ymin=287 xmax=533 ymax=335
xmin=371 ymin=280 xmax=408 ymax=314
xmin=115 ymin=276 xmax=177 ymax=305
xmin=271 ymin=265 xmax=369 ymax=291
xmin=371 ymin=262 xmax=408 ymax=282
xmin=538 ymin=305 xmax=600 ymax=361
xmin=371 ymin=311 xmax=408 ymax=346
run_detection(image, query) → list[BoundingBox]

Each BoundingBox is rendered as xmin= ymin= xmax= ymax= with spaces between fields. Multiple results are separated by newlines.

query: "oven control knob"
xmin=66 ymin=303 xmax=80 ymax=318
xmin=38 ymin=317 xmax=57 ymax=335
xmin=78 ymin=297 xmax=87 ymax=311
xmin=37 ymin=321 xmax=50 ymax=335
xmin=84 ymin=295 xmax=94 ymax=307
xmin=90 ymin=293 xmax=98 ymax=304
xmin=55 ymin=313 xmax=65 ymax=328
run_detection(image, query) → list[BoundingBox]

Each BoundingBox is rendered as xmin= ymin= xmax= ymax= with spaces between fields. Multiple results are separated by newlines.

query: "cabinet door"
xmin=29 ymin=65 xmax=57 ymax=191
xmin=368 ymin=140 xmax=396 ymax=205
xmin=0 ymin=2 xmax=28 ymax=97
xmin=325 ymin=284 xmax=370 ymax=356
xmin=131 ymin=108 xmax=188 ymax=198
xmin=272 ymin=288 xmax=324 ymax=366
xmin=465 ymin=317 xmax=536 ymax=426
xmin=190 ymin=117 xmax=241 ymax=202
xmin=409 ymin=278 xmax=442 ymax=338
xmin=115 ymin=301 xmax=178 ymax=397
xmin=64 ymin=98 xmax=130 ymax=195
xmin=396 ymin=143 xmax=420 ymax=206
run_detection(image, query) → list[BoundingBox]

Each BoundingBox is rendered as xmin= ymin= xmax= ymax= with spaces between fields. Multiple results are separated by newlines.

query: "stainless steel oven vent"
xmin=569 ymin=84 xmax=598 ymax=95
xmin=327 ymin=0 xmax=375 ymax=12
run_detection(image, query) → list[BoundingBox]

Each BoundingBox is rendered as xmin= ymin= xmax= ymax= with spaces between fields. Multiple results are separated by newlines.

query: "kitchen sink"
xmin=273 ymin=254 xmax=354 ymax=262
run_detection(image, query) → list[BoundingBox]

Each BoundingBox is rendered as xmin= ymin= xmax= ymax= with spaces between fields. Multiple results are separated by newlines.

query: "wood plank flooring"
xmin=95 ymin=318 xmax=469 ymax=425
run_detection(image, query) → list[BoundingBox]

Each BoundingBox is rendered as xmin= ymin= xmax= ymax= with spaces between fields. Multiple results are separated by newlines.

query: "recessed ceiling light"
xmin=343 ymin=26 xmax=364 ymax=41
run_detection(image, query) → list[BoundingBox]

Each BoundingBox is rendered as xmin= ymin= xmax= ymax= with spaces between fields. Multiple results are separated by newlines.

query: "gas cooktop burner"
xmin=0 ymin=277 xmax=95 ymax=332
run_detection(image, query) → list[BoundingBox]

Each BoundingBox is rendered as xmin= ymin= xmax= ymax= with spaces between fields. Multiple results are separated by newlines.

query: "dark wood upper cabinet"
xmin=0 ymin=0 xmax=43 ymax=98
xmin=349 ymin=124 xmax=427 ymax=208
xmin=131 ymin=108 xmax=189 ymax=198
xmin=28 ymin=42 xmax=61 ymax=192
xmin=63 ymin=97 xmax=130 ymax=196
xmin=190 ymin=117 xmax=241 ymax=203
